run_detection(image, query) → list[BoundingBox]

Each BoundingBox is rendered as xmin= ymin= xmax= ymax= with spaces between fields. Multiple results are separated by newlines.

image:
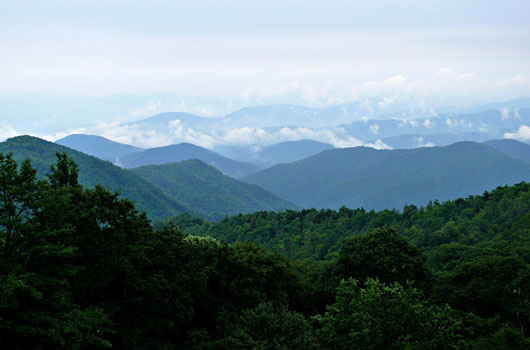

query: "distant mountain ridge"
xmin=56 ymin=134 xmax=143 ymax=162
xmin=242 ymin=141 xmax=530 ymax=210
xmin=214 ymin=139 xmax=335 ymax=166
xmin=119 ymin=142 xmax=261 ymax=178
xmin=130 ymin=160 xmax=297 ymax=220
xmin=483 ymin=139 xmax=530 ymax=163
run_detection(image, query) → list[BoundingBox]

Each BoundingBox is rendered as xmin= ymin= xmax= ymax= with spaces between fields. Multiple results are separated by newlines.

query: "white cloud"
xmin=398 ymin=119 xmax=419 ymax=128
xmin=415 ymin=136 xmax=435 ymax=147
xmin=423 ymin=119 xmax=435 ymax=128
xmin=501 ymin=108 xmax=510 ymax=120
xmin=514 ymin=108 xmax=521 ymax=121
xmin=365 ymin=139 xmax=392 ymax=150
xmin=216 ymin=127 xmax=272 ymax=145
xmin=504 ymin=125 xmax=530 ymax=141
xmin=130 ymin=99 xmax=162 ymax=118
xmin=370 ymin=124 xmax=379 ymax=134
xmin=0 ymin=122 xmax=19 ymax=141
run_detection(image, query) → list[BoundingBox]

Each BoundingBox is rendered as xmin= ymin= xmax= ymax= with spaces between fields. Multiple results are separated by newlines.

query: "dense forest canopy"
xmin=0 ymin=153 xmax=528 ymax=349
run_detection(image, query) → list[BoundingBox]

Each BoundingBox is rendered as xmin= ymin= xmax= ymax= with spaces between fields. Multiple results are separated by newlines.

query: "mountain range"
xmin=0 ymin=136 xmax=189 ymax=219
xmin=56 ymin=134 xmax=143 ymax=162
xmin=119 ymin=143 xmax=260 ymax=178
xmin=115 ymin=100 xmax=530 ymax=150
xmin=2 ymin=136 xmax=294 ymax=220
xmin=242 ymin=140 xmax=530 ymax=210
xmin=130 ymin=160 xmax=296 ymax=219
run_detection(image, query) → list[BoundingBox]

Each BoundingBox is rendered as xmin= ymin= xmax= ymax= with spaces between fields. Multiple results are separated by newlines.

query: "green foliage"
xmin=222 ymin=302 xmax=316 ymax=350
xmin=0 ymin=152 xmax=112 ymax=349
xmin=175 ymin=182 xmax=530 ymax=265
xmin=0 ymin=136 xmax=190 ymax=219
xmin=0 ymin=150 xmax=529 ymax=348
xmin=316 ymin=278 xmax=462 ymax=350
xmin=131 ymin=160 xmax=296 ymax=220
xmin=333 ymin=229 xmax=432 ymax=291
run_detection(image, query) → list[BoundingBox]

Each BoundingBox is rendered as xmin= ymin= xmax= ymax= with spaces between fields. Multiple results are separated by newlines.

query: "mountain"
xmin=0 ymin=136 xmax=190 ymax=219
xmin=254 ymin=140 xmax=334 ymax=164
xmin=242 ymin=141 xmax=530 ymax=210
xmin=126 ymin=111 xmax=216 ymax=131
xmin=119 ymin=143 xmax=260 ymax=178
xmin=214 ymin=140 xmax=335 ymax=167
xmin=56 ymin=134 xmax=143 ymax=162
xmin=130 ymin=160 xmax=297 ymax=220
xmin=484 ymin=139 xmax=530 ymax=163
xmin=378 ymin=132 xmax=496 ymax=149
xmin=130 ymin=111 xmax=209 ymax=124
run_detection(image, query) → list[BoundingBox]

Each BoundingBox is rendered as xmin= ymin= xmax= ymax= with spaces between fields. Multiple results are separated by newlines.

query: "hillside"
xmin=130 ymin=160 xmax=297 ymax=220
xmin=484 ymin=139 xmax=530 ymax=163
xmin=254 ymin=140 xmax=334 ymax=164
xmin=0 ymin=136 xmax=189 ymax=219
xmin=119 ymin=142 xmax=260 ymax=178
xmin=56 ymin=133 xmax=143 ymax=161
xmin=242 ymin=141 xmax=530 ymax=210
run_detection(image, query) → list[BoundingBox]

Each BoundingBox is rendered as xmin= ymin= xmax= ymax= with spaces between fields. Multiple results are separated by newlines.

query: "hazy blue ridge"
xmin=56 ymin=133 xmax=143 ymax=161
xmin=483 ymin=139 xmax=530 ymax=163
xmin=119 ymin=142 xmax=261 ymax=178
xmin=242 ymin=141 xmax=530 ymax=210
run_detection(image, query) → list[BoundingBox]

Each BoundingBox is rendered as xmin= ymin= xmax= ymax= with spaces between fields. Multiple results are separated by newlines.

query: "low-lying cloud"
xmin=504 ymin=125 xmax=530 ymax=141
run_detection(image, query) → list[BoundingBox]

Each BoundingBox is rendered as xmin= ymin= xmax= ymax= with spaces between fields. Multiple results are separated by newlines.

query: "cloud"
xmin=398 ymin=119 xmax=419 ymax=128
xmin=370 ymin=124 xmax=379 ymax=134
xmin=422 ymin=119 xmax=435 ymax=128
xmin=415 ymin=136 xmax=435 ymax=147
xmin=504 ymin=125 xmax=530 ymax=141
xmin=130 ymin=99 xmax=162 ymax=118
xmin=501 ymin=108 xmax=510 ymax=120
xmin=0 ymin=122 xmax=19 ymax=141
xmin=514 ymin=108 xmax=521 ymax=121
xmin=217 ymin=127 xmax=272 ymax=145
xmin=365 ymin=139 xmax=392 ymax=150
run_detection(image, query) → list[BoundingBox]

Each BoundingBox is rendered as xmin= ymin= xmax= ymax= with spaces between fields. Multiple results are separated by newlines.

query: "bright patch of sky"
xmin=0 ymin=0 xmax=529 ymax=136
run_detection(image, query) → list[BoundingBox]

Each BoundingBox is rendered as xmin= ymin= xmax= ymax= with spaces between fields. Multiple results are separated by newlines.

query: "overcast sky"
xmin=0 ymin=0 xmax=529 ymax=135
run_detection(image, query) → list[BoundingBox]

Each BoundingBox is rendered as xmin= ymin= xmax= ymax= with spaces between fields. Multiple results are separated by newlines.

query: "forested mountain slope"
xmin=484 ymin=138 xmax=530 ymax=163
xmin=0 ymin=136 xmax=189 ymax=219
xmin=242 ymin=141 xmax=530 ymax=210
xmin=253 ymin=139 xmax=334 ymax=165
xmin=174 ymin=181 xmax=530 ymax=264
xmin=1 ymin=152 xmax=529 ymax=348
xmin=131 ymin=160 xmax=297 ymax=220
xmin=119 ymin=142 xmax=260 ymax=178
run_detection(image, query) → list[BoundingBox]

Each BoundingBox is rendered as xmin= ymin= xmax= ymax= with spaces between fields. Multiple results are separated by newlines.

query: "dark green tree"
xmin=332 ymin=229 xmax=433 ymax=291
xmin=316 ymin=278 xmax=462 ymax=350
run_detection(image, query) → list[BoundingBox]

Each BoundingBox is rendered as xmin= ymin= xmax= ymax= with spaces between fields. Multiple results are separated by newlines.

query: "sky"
xmin=0 ymin=0 xmax=529 ymax=141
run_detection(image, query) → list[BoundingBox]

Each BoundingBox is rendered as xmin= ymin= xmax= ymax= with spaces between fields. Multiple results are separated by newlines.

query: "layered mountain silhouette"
xmin=242 ymin=141 xmax=530 ymax=210
xmin=1 ymin=136 xmax=189 ymax=219
xmin=119 ymin=143 xmax=260 ymax=178
xmin=483 ymin=139 xmax=530 ymax=163
xmin=131 ymin=160 xmax=297 ymax=220
xmin=56 ymin=134 xmax=143 ymax=162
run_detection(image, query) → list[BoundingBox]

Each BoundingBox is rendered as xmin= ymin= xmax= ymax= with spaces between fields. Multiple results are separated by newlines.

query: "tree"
xmin=0 ymin=153 xmax=111 ymax=349
xmin=332 ymin=229 xmax=433 ymax=291
xmin=316 ymin=278 xmax=462 ymax=350
xmin=223 ymin=302 xmax=316 ymax=350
